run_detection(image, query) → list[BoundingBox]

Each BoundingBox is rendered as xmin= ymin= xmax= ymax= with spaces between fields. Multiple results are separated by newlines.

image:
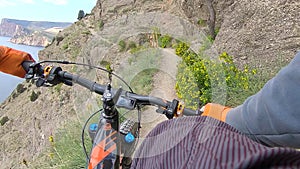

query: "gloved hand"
xmin=0 ymin=46 xmax=35 ymax=78
xmin=200 ymin=103 xmax=231 ymax=122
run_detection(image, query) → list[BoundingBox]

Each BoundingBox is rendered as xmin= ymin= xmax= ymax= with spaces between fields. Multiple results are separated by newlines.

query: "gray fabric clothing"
xmin=226 ymin=52 xmax=300 ymax=148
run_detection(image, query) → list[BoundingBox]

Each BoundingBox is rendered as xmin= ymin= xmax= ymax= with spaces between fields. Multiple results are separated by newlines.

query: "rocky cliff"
xmin=0 ymin=0 xmax=299 ymax=168
xmin=0 ymin=18 xmax=72 ymax=46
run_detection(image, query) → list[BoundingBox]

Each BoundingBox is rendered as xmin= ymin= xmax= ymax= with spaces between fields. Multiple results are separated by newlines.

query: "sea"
xmin=0 ymin=36 xmax=43 ymax=103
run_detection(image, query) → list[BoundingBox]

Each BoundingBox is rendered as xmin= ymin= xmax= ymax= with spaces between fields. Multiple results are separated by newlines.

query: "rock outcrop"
xmin=213 ymin=0 xmax=300 ymax=70
xmin=0 ymin=19 xmax=19 ymax=37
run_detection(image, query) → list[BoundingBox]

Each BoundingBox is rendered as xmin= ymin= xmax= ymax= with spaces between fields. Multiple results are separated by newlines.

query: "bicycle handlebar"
xmin=22 ymin=61 xmax=199 ymax=117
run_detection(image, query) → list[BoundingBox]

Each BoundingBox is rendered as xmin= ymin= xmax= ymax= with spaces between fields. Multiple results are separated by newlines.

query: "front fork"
xmin=88 ymin=112 xmax=138 ymax=169
xmin=88 ymin=111 xmax=120 ymax=169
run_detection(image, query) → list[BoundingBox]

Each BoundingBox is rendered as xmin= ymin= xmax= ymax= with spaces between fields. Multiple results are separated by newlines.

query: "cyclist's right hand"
xmin=201 ymin=103 xmax=232 ymax=122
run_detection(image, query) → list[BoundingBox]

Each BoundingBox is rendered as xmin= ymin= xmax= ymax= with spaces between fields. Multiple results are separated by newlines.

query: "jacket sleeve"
xmin=226 ymin=52 xmax=300 ymax=148
xmin=0 ymin=46 xmax=35 ymax=78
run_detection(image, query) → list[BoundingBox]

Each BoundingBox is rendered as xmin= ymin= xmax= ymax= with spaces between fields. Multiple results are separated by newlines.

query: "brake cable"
xmin=37 ymin=60 xmax=134 ymax=93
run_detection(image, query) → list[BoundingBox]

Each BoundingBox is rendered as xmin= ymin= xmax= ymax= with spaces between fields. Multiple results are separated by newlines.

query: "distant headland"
xmin=0 ymin=18 xmax=72 ymax=47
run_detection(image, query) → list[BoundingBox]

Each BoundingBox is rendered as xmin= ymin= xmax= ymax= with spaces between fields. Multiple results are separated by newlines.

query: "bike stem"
xmin=101 ymin=84 xmax=121 ymax=168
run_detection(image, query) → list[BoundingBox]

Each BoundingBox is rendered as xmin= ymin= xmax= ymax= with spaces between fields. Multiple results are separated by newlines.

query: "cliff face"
xmin=0 ymin=0 xmax=299 ymax=168
xmin=9 ymin=28 xmax=51 ymax=47
xmin=0 ymin=18 xmax=72 ymax=46
xmin=213 ymin=0 xmax=300 ymax=70
xmin=0 ymin=19 xmax=18 ymax=36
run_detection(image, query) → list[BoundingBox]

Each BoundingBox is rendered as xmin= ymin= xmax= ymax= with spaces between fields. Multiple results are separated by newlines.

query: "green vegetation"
xmin=62 ymin=43 xmax=69 ymax=50
xmin=128 ymin=41 xmax=137 ymax=49
xmin=30 ymin=91 xmax=40 ymax=102
xmin=118 ymin=40 xmax=126 ymax=52
xmin=0 ymin=116 xmax=9 ymax=126
xmin=118 ymin=39 xmax=145 ymax=54
xmin=77 ymin=10 xmax=85 ymax=20
xmin=54 ymin=83 xmax=63 ymax=93
xmin=175 ymin=41 xmax=266 ymax=109
xmin=82 ymin=30 xmax=92 ymax=35
xmin=158 ymin=34 xmax=172 ymax=48
xmin=98 ymin=20 xmax=104 ymax=30
xmin=118 ymin=48 xmax=161 ymax=95
xmin=197 ymin=19 xmax=206 ymax=27
xmin=130 ymin=69 xmax=158 ymax=95
xmin=32 ymin=121 xmax=91 ymax=168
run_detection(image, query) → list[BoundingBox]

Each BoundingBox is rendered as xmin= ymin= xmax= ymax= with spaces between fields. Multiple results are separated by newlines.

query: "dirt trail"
xmin=139 ymin=48 xmax=181 ymax=137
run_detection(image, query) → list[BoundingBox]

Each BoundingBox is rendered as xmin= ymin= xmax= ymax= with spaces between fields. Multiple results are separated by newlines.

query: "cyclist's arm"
xmin=226 ymin=52 xmax=300 ymax=148
xmin=0 ymin=46 xmax=35 ymax=78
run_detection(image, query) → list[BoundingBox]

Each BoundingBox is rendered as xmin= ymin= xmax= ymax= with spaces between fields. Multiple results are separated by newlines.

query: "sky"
xmin=0 ymin=0 xmax=97 ymax=22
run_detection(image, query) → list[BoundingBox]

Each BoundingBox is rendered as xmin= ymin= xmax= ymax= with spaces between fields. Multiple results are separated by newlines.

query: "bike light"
xmin=88 ymin=123 xmax=98 ymax=142
xmin=89 ymin=123 xmax=98 ymax=131
xmin=125 ymin=132 xmax=135 ymax=143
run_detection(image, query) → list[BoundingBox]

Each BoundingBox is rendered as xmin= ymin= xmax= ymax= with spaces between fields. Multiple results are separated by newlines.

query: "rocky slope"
xmin=0 ymin=0 xmax=299 ymax=168
xmin=214 ymin=0 xmax=300 ymax=70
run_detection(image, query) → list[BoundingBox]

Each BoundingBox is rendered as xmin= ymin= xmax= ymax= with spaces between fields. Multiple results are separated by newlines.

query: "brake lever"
xmin=24 ymin=62 xmax=42 ymax=80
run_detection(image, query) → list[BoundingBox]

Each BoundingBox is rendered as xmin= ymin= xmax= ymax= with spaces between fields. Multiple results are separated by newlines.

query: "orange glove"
xmin=0 ymin=46 xmax=35 ymax=78
xmin=201 ymin=103 xmax=232 ymax=122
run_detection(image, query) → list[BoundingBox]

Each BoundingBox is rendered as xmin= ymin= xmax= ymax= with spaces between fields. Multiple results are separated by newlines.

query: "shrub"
xmin=98 ymin=20 xmax=104 ymax=30
xmin=158 ymin=34 xmax=172 ymax=48
xmin=118 ymin=40 xmax=126 ymax=52
xmin=82 ymin=30 xmax=91 ymax=35
xmin=128 ymin=41 xmax=137 ymax=49
xmin=30 ymin=91 xmax=39 ymax=102
xmin=175 ymin=42 xmax=259 ymax=108
xmin=62 ymin=43 xmax=69 ymax=50
xmin=0 ymin=116 xmax=9 ymax=126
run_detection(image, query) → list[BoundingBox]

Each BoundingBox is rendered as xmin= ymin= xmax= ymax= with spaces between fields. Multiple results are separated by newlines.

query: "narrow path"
xmin=139 ymin=48 xmax=181 ymax=137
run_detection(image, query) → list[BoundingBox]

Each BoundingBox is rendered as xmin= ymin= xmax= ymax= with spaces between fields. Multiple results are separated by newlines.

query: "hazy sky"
xmin=0 ymin=0 xmax=97 ymax=22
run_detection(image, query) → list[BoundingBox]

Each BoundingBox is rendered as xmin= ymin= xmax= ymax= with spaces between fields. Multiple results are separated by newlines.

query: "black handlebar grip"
xmin=183 ymin=108 xmax=199 ymax=116
xmin=21 ymin=61 xmax=34 ymax=73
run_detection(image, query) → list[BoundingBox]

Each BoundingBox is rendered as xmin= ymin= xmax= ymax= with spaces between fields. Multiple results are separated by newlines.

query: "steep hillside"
xmin=213 ymin=0 xmax=300 ymax=70
xmin=0 ymin=0 xmax=299 ymax=168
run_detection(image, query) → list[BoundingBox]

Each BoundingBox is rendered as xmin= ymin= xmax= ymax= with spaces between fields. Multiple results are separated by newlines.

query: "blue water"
xmin=0 ymin=36 xmax=43 ymax=103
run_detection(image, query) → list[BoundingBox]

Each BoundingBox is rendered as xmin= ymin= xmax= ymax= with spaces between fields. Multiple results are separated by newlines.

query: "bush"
xmin=197 ymin=19 xmax=206 ymax=27
xmin=10 ymin=84 xmax=27 ymax=99
xmin=0 ymin=116 xmax=9 ymax=126
xmin=158 ymin=35 xmax=172 ymax=48
xmin=175 ymin=42 xmax=259 ymax=108
xmin=30 ymin=91 xmax=39 ymax=102
xmin=128 ymin=41 xmax=137 ymax=49
xmin=62 ymin=43 xmax=69 ymax=50
xmin=77 ymin=10 xmax=85 ymax=20
xmin=118 ymin=40 xmax=126 ymax=52
xmin=98 ymin=20 xmax=104 ymax=30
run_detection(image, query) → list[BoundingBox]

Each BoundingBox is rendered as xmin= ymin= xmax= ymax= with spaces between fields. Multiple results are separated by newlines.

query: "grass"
xmin=116 ymin=48 xmax=161 ymax=94
xmin=31 ymin=121 xmax=92 ymax=168
xmin=130 ymin=69 xmax=158 ymax=95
